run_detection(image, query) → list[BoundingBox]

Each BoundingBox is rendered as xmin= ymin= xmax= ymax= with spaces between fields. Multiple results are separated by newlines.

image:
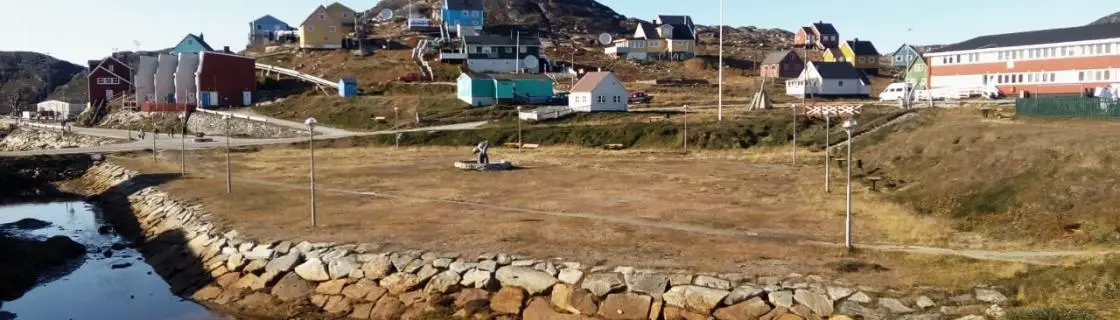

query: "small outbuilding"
xmin=456 ymin=73 xmax=555 ymax=106
xmin=569 ymin=72 xmax=628 ymax=112
xmin=35 ymin=100 xmax=85 ymax=119
xmin=339 ymin=77 xmax=358 ymax=97
xmin=785 ymin=61 xmax=870 ymax=98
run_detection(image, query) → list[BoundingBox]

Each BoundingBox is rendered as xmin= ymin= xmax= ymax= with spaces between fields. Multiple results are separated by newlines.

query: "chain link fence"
xmin=1016 ymin=96 xmax=1120 ymax=119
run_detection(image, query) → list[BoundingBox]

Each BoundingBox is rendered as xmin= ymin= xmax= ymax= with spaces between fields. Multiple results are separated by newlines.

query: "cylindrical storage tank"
xmin=154 ymin=54 xmax=178 ymax=103
xmin=175 ymin=53 xmax=199 ymax=105
xmin=135 ymin=56 xmax=158 ymax=103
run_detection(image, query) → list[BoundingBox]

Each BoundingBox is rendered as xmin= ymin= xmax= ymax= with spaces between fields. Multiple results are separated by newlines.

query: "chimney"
xmin=199 ymin=33 xmax=204 ymax=41
xmin=224 ymin=46 xmax=231 ymax=53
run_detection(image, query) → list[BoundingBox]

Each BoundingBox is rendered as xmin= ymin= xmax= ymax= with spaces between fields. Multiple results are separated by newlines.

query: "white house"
xmin=570 ymin=72 xmax=628 ymax=112
xmin=36 ymin=100 xmax=85 ymax=119
xmin=786 ymin=61 xmax=870 ymax=98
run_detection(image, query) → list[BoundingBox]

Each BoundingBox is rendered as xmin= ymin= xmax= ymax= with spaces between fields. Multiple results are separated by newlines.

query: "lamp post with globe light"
xmin=842 ymin=117 xmax=858 ymax=249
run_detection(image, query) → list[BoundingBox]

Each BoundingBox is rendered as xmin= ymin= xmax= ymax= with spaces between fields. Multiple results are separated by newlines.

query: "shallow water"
xmin=0 ymin=201 xmax=230 ymax=320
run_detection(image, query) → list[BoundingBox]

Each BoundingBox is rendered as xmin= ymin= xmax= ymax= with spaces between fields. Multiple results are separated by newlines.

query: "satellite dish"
xmin=597 ymin=33 xmax=613 ymax=45
xmin=523 ymin=56 xmax=540 ymax=69
xmin=377 ymin=8 xmax=394 ymax=21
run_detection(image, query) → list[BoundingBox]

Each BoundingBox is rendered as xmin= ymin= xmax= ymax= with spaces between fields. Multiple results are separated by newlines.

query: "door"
xmin=242 ymin=91 xmax=252 ymax=106
xmin=209 ymin=92 xmax=219 ymax=106
xmin=199 ymin=92 xmax=210 ymax=107
xmin=105 ymin=90 xmax=114 ymax=101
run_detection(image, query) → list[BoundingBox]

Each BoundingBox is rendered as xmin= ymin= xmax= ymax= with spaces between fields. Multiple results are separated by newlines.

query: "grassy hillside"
xmin=857 ymin=108 xmax=1120 ymax=246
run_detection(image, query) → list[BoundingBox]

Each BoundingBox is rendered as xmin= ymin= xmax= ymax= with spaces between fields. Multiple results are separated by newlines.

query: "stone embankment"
xmin=67 ymin=160 xmax=1008 ymax=320
xmin=0 ymin=128 xmax=120 ymax=151
xmin=98 ymin=111 xmax=306 ymax=139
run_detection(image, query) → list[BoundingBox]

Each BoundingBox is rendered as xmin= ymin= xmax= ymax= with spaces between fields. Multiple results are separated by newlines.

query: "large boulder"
xmin=294 ymin=258 xmax=330 ymax=281
xmin=794 ymin=289 xmax=834 ymax=316
xmin=495 ymin=266 xmax=558 ymax=295
xmin=597 ymin=293 xmax=652 ymax=320
xmin=662 ymin=285 xmax=730 ymax=314
xmin=271 ymin=272 xmax=313 ymax=302
xmin=582 ymin=272 xmax=626 ymax=297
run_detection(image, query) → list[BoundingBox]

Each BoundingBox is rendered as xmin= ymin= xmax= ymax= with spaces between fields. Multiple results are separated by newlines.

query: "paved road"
xmin=0 ymin=120 xmax=488 ymax=157
xmin=225 ymin=108 xmax=353 ymax=136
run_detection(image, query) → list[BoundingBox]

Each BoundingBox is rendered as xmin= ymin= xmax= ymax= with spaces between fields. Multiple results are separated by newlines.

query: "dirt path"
xmin=140 ymin=161 xmax=1118 ymax=266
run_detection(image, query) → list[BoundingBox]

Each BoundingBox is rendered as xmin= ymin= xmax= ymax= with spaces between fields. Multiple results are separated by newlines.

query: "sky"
xmin=0 ymin=0 xmax=1114 ymax=65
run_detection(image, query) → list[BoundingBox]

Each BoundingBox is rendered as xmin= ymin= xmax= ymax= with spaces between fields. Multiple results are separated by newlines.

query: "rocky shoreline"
xmin=0 ymin=128 xmax=121 ymax=152
xmin=52 ymin=159 xmax=1009 ymax=320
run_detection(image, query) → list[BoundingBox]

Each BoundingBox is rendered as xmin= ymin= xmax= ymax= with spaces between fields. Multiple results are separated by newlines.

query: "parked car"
xmin=399 ymin=72 xmax=424 ymax=83
xmin=550 ymin=92 xmax=570 ymax=105
xmin=629 ymin=92 xmax=653 ymax=104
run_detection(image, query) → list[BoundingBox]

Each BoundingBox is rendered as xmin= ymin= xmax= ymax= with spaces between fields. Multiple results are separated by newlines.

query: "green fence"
xmin=1016 ymin=96 xmax=1120 ymax=119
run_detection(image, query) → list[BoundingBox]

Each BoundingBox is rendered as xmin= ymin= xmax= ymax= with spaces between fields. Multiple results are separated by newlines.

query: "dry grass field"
xmin=106 ymin=144 xmax=1028 ymax=290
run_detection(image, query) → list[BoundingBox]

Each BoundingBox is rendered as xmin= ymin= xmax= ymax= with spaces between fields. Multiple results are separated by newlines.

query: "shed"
xmin=785 ymin=61 xmax=870 ymax=98
xmin=569 ymin=72 xmax=628 ymax=112
xmin=339 ymin=77 xmax=358 ymax=97
xmin=36 ymin=100 xmax=85 ymax=119
xmin=457 ymin=73 xmax=554 ymax=106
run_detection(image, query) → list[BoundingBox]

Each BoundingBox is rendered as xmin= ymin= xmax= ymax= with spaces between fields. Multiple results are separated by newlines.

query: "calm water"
xmin=0 ymin=201 xmax=230 ymax=320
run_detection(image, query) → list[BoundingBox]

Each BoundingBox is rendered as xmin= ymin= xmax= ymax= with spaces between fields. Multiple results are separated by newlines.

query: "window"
xmin=1050 ymin=73 xmax=1056 ymax=82
xmin=520 ymin=46 xmax=527 ymax=53
xmin=329 ymin=25 xmax=337 ymax=32
xmin=472 ymin=11 xmax=480 ymax=18
xmin=504 ymin=47 xmax=512 ymax=53
xmin=256 ymin=25 xmax=262 ymax=30
xmin=1096 ymin=71 xmax=1103 ymax=81
xmin=998 ymin=51 xmax=1004 ymax=60
xmin=319 ymin=13 xmax=325 ymax=20
xmin=1017 ymin=74 xmax=1023 ymax=83
xmin=1079 ymin=71 xmax=1085 ymax=81
xmin=597 ymin=96 xmax=605 ymax=103
xmin=613 ymin=96 xmax=621 ymax=103
xmin=107 ymin=65 xmax=114 ymax=72
xmin=308 ymin=25 xmax=314 ymax=32
xmin=838 ymin=80 xmax=844 ymax=87
xmin=461 ymin=9 xmax=468 ymax=16
xmin=1106 ymin=70 xmax=1112 ymax=80
xmin=1050 ymin=47 xmax=1057 ymax=57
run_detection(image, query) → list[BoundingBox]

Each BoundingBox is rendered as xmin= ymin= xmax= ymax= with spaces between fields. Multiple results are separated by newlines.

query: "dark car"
xmin=629 ymin=91 xmax=653 ymax=104
xmin=550 ymin=92 xmax=570 ymax=105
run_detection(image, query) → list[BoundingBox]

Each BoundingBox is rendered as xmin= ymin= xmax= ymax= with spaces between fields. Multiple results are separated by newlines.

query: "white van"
xmin=879 ymin=82 xmax=913 ymax=101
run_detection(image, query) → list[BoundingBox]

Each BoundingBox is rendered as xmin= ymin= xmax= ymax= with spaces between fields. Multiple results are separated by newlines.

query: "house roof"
xmin=463 ymin=35 xmax=541 ymax=46
xmin=200 ymin=50 xmax=255 ymax=61
xmin=931 ymin=23 xmax=1120 ymax=53
xmin=326 ymin=2 xmax=356 ymax=14
xmin=812 ymin=22 xmax=838 ymax=35
xmin=636 ymin=21 xmax=661 ymax=39
xmin=892 ymin=44 xmax=919 ymax=56
xmin=445 ymin=0 xmax=484 ymax=10
xmin=844 ymin=39 xmax=879 ymax=56
xmin=824 ymin=48 xmax=842 ymax=58
xmin=798 ymin=26 xmax=814 ymax=36
xmin=89 ymin=65 xmax=132 ymax=84
xmin=177 ymin=34 xmax=214 ymax=52
xmin=762 ymin=50 xmax=797 ymax=65
xmin=655 ymin=15 xmax=696 ymax=40
xmin=466 ymin=72 xmax=552 ymax=81
xmin=571 ymin=72 xmax=616 ymax=92
xmin=301 ymin=5 xmax=340 ymax=26
xmin=812 ymin=61 xmax=867 ymax=83
xmin=252 ymin=14 xmax=289 ymax=26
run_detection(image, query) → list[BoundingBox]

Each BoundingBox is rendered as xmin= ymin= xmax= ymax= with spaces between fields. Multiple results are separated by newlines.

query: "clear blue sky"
xmin=0 ymin=0 xmax=1113 ymax=65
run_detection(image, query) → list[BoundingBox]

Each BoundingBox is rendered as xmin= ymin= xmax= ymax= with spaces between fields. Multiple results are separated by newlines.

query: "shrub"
xmin=1005 ymin=307 xmax=1099 ymax=320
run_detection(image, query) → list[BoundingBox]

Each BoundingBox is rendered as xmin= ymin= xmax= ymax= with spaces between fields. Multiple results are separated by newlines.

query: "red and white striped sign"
xmin=803 ymin=104 xmax=862 ymax=119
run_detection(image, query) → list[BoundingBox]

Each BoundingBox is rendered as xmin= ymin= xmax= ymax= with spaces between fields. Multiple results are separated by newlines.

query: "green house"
xmin=904 ymin=57 xmax=929 ymax=90
xmin=457 ymin=73 xmax=555 ymax=106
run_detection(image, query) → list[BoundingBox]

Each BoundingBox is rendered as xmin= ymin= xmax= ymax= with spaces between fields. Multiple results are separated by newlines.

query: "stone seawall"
xmin=67 ymin=162 xmax=1007 ymax=320
xmin=0 ymin=128 xmax=121 ymax=151
xmin=97 ymin=111 xmax=306 ymax=139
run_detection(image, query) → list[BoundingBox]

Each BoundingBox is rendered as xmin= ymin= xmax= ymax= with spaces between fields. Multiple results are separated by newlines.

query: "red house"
xmin=196 ymin=51 xmax=256 ymax=108
xmin=87 ymin=57 xmax=133 ymax=108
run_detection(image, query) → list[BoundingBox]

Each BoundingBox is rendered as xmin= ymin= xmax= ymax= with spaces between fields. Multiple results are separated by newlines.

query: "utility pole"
xmin=717 ymin=0 xmax=724 ymax=122
xmin=515 ymin=31 xmax=521 ymax=74
xmin=791 ymin=103 xmax=798 ymax=166
xmin=516 ymin=106 xmax=523 ymax=153
xmin=843 ymin=118 xmax=859 ymax=250
xmin=824 ymin=113 xmax=831 ymax=192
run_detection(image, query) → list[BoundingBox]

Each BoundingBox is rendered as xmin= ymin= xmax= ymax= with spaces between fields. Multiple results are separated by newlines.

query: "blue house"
xmin=442 ymin=0 xmax=484 ymax=36
xmin=249 ymin=15 xmax=293 ymax=47
xmin=338 ymin=77 xmax=358 ymax=97
xmin=890 ymin=44 xmax=922 ymax=68
xmin=170 ymin=34 xmax=214 ymax=55
xmin=457 ymin=73 xmax=554 ymax=106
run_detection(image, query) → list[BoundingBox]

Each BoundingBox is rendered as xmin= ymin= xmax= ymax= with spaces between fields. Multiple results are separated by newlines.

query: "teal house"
xmin=890 ymin=44 xmax=922 ymax=68
xmin=457 ymin=73 xmax=554 ymax=106
xmin=170 ymin=34 xmax=214 ymax=55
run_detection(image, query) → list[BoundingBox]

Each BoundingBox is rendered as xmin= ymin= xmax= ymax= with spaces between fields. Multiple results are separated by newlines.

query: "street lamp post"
xmin=516 ymin=106 xmax=523 ymax=153
xmin=178 ymin=114 xmax=187 ymax=176
xmin=824 ymin=113 xmax=831 ymax=193
xmin=224 ymin=114 xmax=232 ymax=194
xmin=791 ymin=104 xmax=798 ymax=166
xmin=682 ymin=105 xmax=689 ymax=153
xmin=152 ymin=128 xmax=158 ymax=162
xmin=842 ymin=118 xmax=859 ymax=250
xmin=305 ymin=117 xmax=318 ymax=228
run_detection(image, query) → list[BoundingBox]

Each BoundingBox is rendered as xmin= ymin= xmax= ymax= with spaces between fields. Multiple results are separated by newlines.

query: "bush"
xmin=1005 ymin=307 xmax=1099 ymax=320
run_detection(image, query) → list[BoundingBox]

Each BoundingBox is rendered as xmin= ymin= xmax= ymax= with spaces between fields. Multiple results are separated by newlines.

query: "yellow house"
xmin=823 ymin=48 xmax=845 ymax=62
xmin=325 ymin=2 xmax=357 ymax=33
xmin=299 ymin=5 xmax=344 ymax=49
xmin=615 ymin=16 xmax=695 ymax=61
xmin=838 ymin=39 xmax=881 ymax=71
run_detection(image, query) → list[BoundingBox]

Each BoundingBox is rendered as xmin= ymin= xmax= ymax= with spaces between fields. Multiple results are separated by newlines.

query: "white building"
xmin=154 ymin=54 xmax=178 ymax=103
xmin=175 ymin=53 xmax=200 ymax=104
xmin=569 ymin=72 xmax=628 ymax=112
xmin=36 ymin=100 xmax=85 ymax=119
xmin=134 ymin=56 xmax=158 ymax=103
xmin=786 ymin=61 xmax=870 ymax=98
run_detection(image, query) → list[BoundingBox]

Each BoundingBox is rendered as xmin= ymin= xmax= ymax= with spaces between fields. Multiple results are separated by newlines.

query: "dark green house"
xmin=890 ymin=44 xmax=922 ymax=68
xmin=904 ymin=57 xmax=929 ymax=90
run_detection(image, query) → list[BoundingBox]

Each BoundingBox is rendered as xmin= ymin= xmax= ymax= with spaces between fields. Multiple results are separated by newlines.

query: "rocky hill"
xmin=372 ymin=0 xmax=630 ymax=36
xmin=0 ymin=52 xmax=86 ymax=114
xmin=1090 ymin=11 xmax=1120 ymax=25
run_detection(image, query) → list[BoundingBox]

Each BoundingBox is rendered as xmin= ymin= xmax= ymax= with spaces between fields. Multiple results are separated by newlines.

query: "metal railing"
xmin=1016 ymin=96 xmax=1120 ymax=120
xmin=254 ymin=63 xmax=339 ymax=89
xmin=195 ymin=108 xmax=270 ymax=123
